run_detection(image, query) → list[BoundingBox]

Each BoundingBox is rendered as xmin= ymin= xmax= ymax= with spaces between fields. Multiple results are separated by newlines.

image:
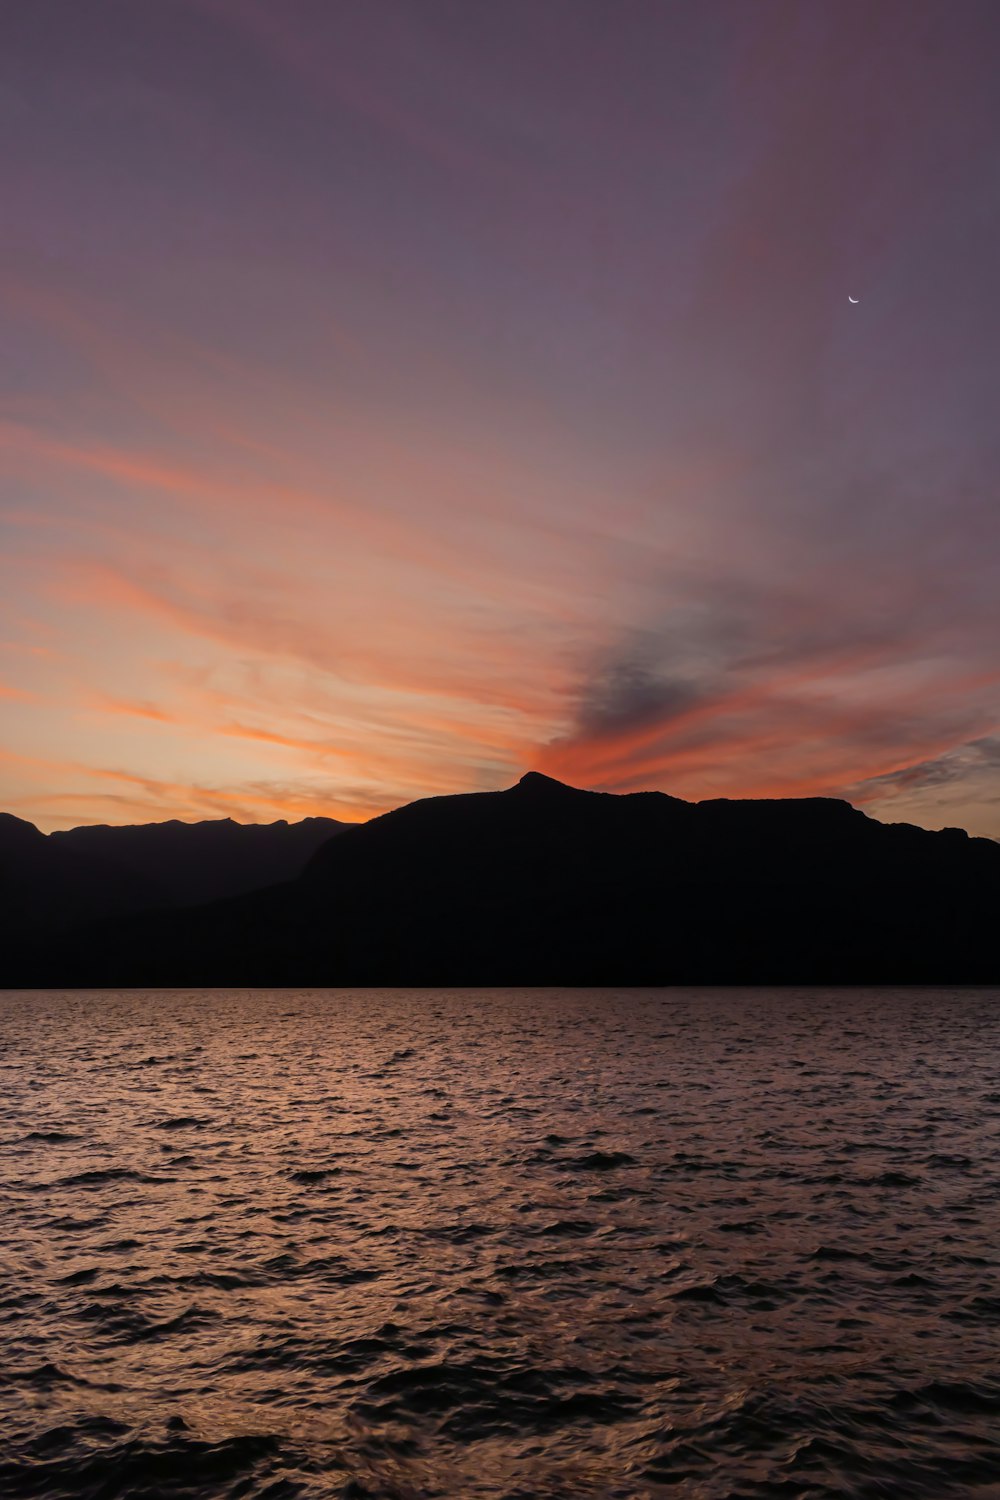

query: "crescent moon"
xmin=848 ymin=296 xmax=859 ymax=304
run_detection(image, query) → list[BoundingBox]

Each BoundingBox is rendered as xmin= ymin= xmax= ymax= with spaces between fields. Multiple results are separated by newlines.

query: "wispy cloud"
xmin=3 ymin=2 xmax=1000 ymax=833
xmin=83 ymin=694 xmax=176 ymax=724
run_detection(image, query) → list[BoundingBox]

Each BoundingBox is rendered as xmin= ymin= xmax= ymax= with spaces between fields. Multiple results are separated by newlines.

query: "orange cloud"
xmin=535 ymin=639 xmax=1000 ymax=807
xmin=54 ymin=556 xmax=568 ymax=723
xmin=84 ymin=693 xmax=176 ymax=723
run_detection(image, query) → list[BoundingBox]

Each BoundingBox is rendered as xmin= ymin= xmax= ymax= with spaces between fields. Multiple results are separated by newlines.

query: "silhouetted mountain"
xmin=0 ymin=812 xmax=165 ymax=943
xmin=1 ymin=813 xmax=346 ymax=968
xmin=51 ymin=815 xmax=346 ymax=908
xmin=19 ymin=773 xmax=1000 ymax=986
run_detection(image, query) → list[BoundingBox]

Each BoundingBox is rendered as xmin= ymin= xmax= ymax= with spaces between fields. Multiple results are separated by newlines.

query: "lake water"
xmin=2 ymin=987 xmax=999 ymax=1499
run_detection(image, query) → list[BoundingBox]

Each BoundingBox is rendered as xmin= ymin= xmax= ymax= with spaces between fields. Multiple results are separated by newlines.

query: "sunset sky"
xmin=3 ymin=0 xmax=1000 ymax=835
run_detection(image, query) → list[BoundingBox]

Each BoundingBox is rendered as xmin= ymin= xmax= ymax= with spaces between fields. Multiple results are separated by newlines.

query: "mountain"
xmin=18 ymin=772 xmax=1000 ymax=987
xmin=0 ymin=813 xmax=346 ymax=962
xmin=51 ymin=815 xmax=346 ymax=908
xmin=0 ymin=812 xmax=165 ymax=941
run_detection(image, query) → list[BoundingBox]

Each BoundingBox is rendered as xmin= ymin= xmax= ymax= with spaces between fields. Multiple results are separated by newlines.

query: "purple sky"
xmin=2 ymin=0 xmax=1000 ymax=833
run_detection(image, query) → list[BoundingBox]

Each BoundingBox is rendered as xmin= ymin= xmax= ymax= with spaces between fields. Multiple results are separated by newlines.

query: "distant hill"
xmin=15 ymin=772 xmax=1000 ymax=986
xmin=0 ymin=812 xmax=165 ymax=940
xmin=51 ymin=815 xmax=346 ymax=908
xmin=1 ymin=812 xmax=346 ymax=961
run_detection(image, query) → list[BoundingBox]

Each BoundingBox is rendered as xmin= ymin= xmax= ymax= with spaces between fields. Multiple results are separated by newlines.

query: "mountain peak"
xmin=513 ymin=771 xmax=579 ymax=795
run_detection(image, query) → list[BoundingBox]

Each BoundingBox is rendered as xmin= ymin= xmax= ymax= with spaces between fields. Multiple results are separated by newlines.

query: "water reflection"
xmin=1 ymin=987 xmax=999 ymax=1496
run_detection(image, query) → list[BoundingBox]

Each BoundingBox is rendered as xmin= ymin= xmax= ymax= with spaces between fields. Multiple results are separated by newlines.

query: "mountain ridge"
xmin=6 ymin=772 xmax=996 ymax=987
xmin=1 ymin=811 xmax=347 ymax=943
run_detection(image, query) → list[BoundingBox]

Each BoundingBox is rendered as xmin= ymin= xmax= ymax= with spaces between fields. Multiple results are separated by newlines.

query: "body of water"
xmin=2 ymin=987 xmax=999 ymax=1498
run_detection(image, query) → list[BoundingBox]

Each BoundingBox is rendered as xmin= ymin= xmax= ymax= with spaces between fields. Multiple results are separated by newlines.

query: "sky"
xmin=2 ymin=0 xmax=1000 ymax=835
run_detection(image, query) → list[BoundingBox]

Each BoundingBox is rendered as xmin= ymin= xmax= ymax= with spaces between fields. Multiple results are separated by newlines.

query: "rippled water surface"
xmin=2 ymin=988 xmax=1000 ymax=1499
